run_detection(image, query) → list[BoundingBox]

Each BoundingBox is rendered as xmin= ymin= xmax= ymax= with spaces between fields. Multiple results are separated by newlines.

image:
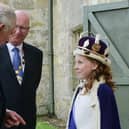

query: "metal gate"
xmin=83 ymin=1 xmax=129 ymax=129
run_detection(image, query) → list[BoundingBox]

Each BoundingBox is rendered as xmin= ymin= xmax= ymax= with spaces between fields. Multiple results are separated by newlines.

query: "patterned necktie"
xmin=12 ymin=47 xmax=23 ymax=84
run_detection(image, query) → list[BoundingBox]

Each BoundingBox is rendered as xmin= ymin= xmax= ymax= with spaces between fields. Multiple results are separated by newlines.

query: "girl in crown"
xmin=66 ymin=35 xmax=121 ymax=129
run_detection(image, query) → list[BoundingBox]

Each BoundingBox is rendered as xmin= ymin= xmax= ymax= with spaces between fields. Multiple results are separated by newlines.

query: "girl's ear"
xmin=92 ymin=62 xmax=98 ymax=71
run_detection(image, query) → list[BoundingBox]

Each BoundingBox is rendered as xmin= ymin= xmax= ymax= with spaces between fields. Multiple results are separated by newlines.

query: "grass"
xmin=36 ymin=121 xmax=58 ymax=129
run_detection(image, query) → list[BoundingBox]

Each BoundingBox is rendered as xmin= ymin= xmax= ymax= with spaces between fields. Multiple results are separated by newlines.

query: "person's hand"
xmin=4 ymin=109 xmax=26 ymax=128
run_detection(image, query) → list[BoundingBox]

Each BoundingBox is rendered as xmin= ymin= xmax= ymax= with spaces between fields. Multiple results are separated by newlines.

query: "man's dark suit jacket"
xmin=0 ymin=83 xmax=5 ymax=127
xmin=0 ymin=43 xmax=43 ymax=129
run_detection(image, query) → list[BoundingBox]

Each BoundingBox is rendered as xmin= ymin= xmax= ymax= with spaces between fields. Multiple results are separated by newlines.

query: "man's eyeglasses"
xmin=15 ymin=25 xmax=29 ymax=32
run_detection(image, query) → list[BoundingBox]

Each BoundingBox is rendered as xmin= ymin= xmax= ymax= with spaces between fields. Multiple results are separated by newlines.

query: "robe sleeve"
xmin=98 ymin=84 xmax=121 ymax=129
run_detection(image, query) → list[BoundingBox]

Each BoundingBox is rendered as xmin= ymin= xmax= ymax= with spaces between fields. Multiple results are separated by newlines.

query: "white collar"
xmin=7 ymin=42 xmax=23 ymax=52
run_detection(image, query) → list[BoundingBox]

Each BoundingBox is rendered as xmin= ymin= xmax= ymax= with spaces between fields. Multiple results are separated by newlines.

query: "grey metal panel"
xmin=83 ymin=0 xmax=129 ymax=30
xmin=88 ymin=0 xmax=129 ymax=12
xmin=115 ymin=86 xmax=129 ymax=129
xmin=88 ymin=13 xmax=129 ymax=75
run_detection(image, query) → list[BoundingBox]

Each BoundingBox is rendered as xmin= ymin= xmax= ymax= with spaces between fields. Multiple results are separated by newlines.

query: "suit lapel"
xmin=0 ymin=45 xmax=19 ymax=84
xmin=22 ymin=44 xmax=32 ymax=84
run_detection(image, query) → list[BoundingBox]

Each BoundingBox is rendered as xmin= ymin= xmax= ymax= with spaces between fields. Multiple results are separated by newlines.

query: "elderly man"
xmin=0 ymin=2 xmax=26 ymax=128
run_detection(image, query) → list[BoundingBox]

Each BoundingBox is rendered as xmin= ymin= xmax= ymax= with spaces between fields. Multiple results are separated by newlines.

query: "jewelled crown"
xmin=73 ymin=34 xmax=111 ymax=66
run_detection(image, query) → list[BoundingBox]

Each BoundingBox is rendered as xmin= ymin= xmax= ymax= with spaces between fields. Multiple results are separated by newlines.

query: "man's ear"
xmin=0 ymin=24 xmax=5 ymax=31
